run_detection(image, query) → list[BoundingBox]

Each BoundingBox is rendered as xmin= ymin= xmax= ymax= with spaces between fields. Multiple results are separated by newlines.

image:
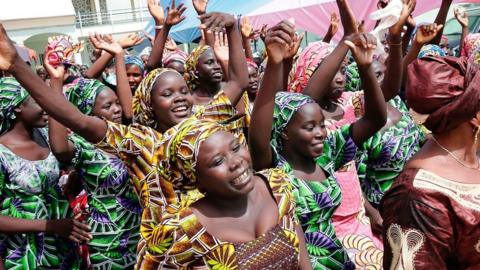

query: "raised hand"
xmin=415 ymin=23 xmax=443 ymax=45
xmin=165 ymin=0 xmax=187 ymax=26
xmin=147 ymin=0 xmax=165 ymax=24
xmin=199 ymin=12 xmax=236 ymax=32
xmin=330 ymin=12 xmax=340 ymax=36
xmin=389 ymin=0 xmax=416 ymax=36
xmin=265 ymin=20 xmax=295 ymax=64
xmin=455 ymin=8 xmax=469 ymax=28
xmin=0 ymin=24 xmax=19 ymax=71
xmin=241 ymin=16 xmax=253 ymax=39
xmin=286 ymin=32 xmax=305 ymax=59
xmin=260 ymin=24 xmax=268 ymax=42
xmin=89 ymin=32 xmax=123 ymax=55
xmin=213 ymin=31 xmax=229 ymax=63
xmin=193 ymin=0 xmax=208 ymax=15
xmin=345 ymin=33 xmax=378 ymax=66
xmin=406 ymin=15 xmax=416 ymax=29
xmin=117 ymin=32 xmax=144 ymax=49
xmin=43 ymin=51 xmax=66 ymax=80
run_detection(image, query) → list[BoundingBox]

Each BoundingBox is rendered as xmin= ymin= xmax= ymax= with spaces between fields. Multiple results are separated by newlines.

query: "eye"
xmin=181 ymin=87 xmax=189 ymax=95
xmin=303 ymin=124 xmax=314 ymax=131
xmin=102 ymin=103 xmax=112 ymax=109
xmin=211 ymin=157 xmax=225 ymax=167
xmin=161 ymin=90 xmax=172 ymax=97
xmin=232 ymin=143 xmax=241 ymax=152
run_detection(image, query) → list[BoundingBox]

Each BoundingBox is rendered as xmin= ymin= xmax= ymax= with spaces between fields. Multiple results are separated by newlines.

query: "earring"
xmin=474 ymin=127 xmax=480 ymax=145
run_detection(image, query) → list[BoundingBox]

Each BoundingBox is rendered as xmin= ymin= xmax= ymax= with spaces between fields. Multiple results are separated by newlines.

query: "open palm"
xmin=89 ymin=33 xmax=123 ymax=55
xmin=147 ymin=0 xmax=165 ymax=24
xmin=165 ymin=0 xmax=187 ymax=26
xmin=193 ymin=0 xmax=208 ymax=15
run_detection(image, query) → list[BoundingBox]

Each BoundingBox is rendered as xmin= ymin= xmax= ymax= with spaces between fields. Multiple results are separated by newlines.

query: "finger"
xmin=179 ymin=5 xmax=187 ymax=14
xmin=271 ymin=30 xmax=293 ymax=45
xmin=297 ymin=32 xmax=305 ymax=45
xmin=270 ymin=36 xmax=288 ymax=46
xmin=344 ymin=40 xmax=356 ymax=51
xmin=359 ymin=33 xmax=368 ymax=49
xmin=68 ymin=235 xmax=80 ymax=244
xmin=72 ymin=231 xmax=91 ymax=242
xmin=171 ymin=0 xmax=176 ymax=9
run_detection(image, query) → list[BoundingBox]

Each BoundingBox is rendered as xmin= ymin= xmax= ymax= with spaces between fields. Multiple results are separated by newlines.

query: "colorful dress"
xmin=69 ymin=134 xmax=141 ymax=270
xmin=95 ymin=91 xmax=243 ymax=269
xmin=0 ymin=129 xmax=78 ymax=269
xmin=381 ymin=168 xmax=480 ymax=269
xmin=149 ymin=168 xmax=301 ymax=269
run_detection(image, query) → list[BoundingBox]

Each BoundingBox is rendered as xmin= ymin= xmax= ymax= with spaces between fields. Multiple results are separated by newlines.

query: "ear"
xmin=469 ymin=112 xmax=480 ymax=130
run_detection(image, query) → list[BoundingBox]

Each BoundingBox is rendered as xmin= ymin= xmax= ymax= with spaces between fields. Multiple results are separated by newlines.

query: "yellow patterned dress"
xmin=148 ymin=168 xmax=301 ymax=269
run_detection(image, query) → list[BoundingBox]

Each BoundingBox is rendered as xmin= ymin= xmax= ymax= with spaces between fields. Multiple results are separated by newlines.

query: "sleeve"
xmin=381 ymin=171 xmax=452 ymax=270
xmin=317 ymin=124 xmax=359 ymax=172
xmin=69 ymin=134 xmax=89 ymax=168
xmin=197 ymin=90 xmax=238 ymax=122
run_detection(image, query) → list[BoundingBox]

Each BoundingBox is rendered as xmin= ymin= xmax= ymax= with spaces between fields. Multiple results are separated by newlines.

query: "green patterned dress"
xmin=274 ymin=125 xmax=357 ymax=270
xmin=69 ymin=134 xmax=141 ymax=270
xmin=0 ymin=129 xmax=78 ymax=270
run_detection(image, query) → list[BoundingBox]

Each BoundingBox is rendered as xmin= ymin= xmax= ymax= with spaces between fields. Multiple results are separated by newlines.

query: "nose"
xmin=334 ymin=72 xmax=345 ymax=85
xmin=128 ymin=75 xmax=135 ymax=83
xmin=173 ymin=92 xmax=187 ymax=102
xmin=314 ymin=126 xmax=326 ymax=140
xmin=213 ymin=61 xmax=221 ymax=71
xmin=228 ymin=153 xmax=243 ymax=172
xmin=112 ymin=103 xmax=122 ymax=115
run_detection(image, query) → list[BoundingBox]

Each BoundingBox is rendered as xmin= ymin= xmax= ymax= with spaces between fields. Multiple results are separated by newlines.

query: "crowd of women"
xmin=0 ymin=0 xmax=478 ymax=269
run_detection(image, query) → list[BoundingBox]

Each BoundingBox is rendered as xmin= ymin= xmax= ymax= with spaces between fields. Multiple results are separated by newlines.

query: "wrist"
xmin=8 ymin=56 xmax=24 ymax=74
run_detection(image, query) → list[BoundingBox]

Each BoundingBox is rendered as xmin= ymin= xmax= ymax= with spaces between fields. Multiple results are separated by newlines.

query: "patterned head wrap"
xmin=247 ymin=58 xmax=258 ymax=71
xmin=0 ymin=78 xmax=29 ymax=135
xmin=271 ymin=91 xmax=316 ymax=155
xmin=461 ymin=33 xmax=480 ymax=58
xmin=346 ymin=62 xmax=361 ymax=92
xmin=161 ymin=118 xmax=225 ymax=190
xmin=407 ymin=55 xmax=480 ymax=134
xmin=418 ymin=44 xmax=446 ymax=59
xmin=125 ymin=55 xmax=145 ymax=73
xmin=288 ymin=41 xmax=334 ymax=93
xmin=65 ymin=78 xmax=108 ymax=115
xmin=46 ymin=35 xmax=83 ymax=67
xmin=163 ymin=49 xmax=188 ymax=67
xmin=184 ymin=45 xmax=210 ymax=90
xmin=132 ymin=68 xmax=180 ymax=128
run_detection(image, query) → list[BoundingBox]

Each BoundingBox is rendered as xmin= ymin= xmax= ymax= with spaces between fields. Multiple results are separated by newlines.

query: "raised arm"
xmin=0 ymin=24 xmax=107 ymax=143
xmin=430 ymin=0 xmax=453 ymax=45
xmin=323 ymin=12 xmax=339 ymax=43
xmin=147 ymin=0 xmax=165 ymax=39
xmin=283 ymin=32 xmax=304 ymax=89
xmin=249 ymin=21 xmax=295 ymax=171
xmin=241 ymin=16 xmax=255 ymax=59
xmin=200 ymin=13 xmax=249 ymax=106
xmin=303 ymin=0 xmax=358 ymax=102
xmin=455 ymin=8 xmax=469 ymax=55
xmin=146 ymin=0 xmax=186 ymax=71
xmin=402 ymin=15 xmax=416 ymax=56
xmin=346 ymin=34 xmax=387 ymax=145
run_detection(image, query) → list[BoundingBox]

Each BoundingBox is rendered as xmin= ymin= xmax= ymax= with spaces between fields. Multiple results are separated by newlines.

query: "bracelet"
xmin=387 ymin=38 xmax=402 ymax=46
xmin=155 ymin=25 xmax=164 ymax=30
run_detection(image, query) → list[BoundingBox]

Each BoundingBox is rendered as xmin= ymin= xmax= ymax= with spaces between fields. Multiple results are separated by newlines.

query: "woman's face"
xmin=92 ymin=88 xmax=123 ymax=123
xmin=284 ymin=103 xmax=327 ymax=158
xmin=196 ymin=49 xmax=223 ymax=84
xmin=372 ymin=61 xmax=386 ymax=86
xmin=16 ymin=97 xmax=48 ymax=128
xmin=196 ymin=131 xmax=254 ymax=198
xmin=126 ymin=64 xmax=144 ymax=93
xmin=327 ymin=63 xmax=346 ymax=101
xmin=247 ymin=66 xmax=259 ymax=96
xmin=166 ymin=60 xmax=186 ymax=75
xmin=151 ymin=71 xmax=194 ymax=131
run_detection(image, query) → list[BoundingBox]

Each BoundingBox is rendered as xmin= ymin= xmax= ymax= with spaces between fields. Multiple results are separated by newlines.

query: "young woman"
xmin=0 ymin=77 xmax=91 ymax=269
xmin=125 ymin=54 xmax=145 ymax=93
xmin=249 ymin=17 xmax=387 ymax=270
xmin=382 ymin=53 xmax=480 ymax=269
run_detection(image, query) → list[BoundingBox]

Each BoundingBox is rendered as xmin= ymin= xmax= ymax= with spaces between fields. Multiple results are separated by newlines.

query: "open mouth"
xmin=231 ymin=168 xmax=252 ymax=189
xmin=171 ymin=104 xmax=190 ymax=117
xmin=212 ymin=72 xmax=223 ymax=79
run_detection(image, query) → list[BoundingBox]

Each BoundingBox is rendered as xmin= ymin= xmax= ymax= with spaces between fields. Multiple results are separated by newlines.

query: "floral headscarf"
xmin=163 ymin=49 xmax=188 ymax=67
xmin=0 ymin=78 xmax=29 ymax=135
xmin=160 ymin=118 xmax=225 ymax=190
xmin=461 ymin=33 xmax=480 ymax=58
xmin=288 ymin=41 xmax=334 ymax=93
xmin=346 ymin=62 xmax=361 ymax=92
xmin=65 ymin=78 xmax=108 ymax=115
xmin=132 ymin=68 xmax=178 ymax=128
xmin=271 ymin=91 xmax=315 ymax=156
xmin=46 ymin=35 xmax=83 ymax=67
xmin=125 ymin=55 xmax=145 ymax=73
xmin=184 ymin=45 xmax=210 ymax=90
xmin=418 ymin=44 xmax=446 ymax=59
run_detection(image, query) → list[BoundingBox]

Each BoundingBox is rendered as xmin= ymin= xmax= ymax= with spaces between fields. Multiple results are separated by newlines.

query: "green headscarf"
xmin=64 ymin=78 xmax=107 ymax=115
xmin=0 ymin=77 xmax=29 ymax=135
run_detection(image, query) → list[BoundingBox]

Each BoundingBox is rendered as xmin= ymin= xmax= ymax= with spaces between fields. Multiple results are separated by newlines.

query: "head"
xmin=272 ymin=92 xmax=327 ymax=162
xmin=163 ymin=119 xmax=253 ymax=199
xmin=79 ymin=65 xmax=88 ymax=77
xmin=246 ymin=60 xmax=259 ymax=97
xmin=36 ymin=66 xmax=47 ymax=81
xmin=185 ymin=46 xmax=222 ymax=90
xmin=407 ymin=54 xmax=480 ymax=142
xmin=133 ymin=68 xmax=193 ymax=132
xmin=440 ymin=35 xmax=451 ymax=55
xmin=141 ymin=54 xmax=149 ymax=66
xmin=65 ymin=79 xmax=122 ymax=123
xmin=327 ymin=62 xmax=346 ymax=102
xmin=163 ymin=50 xmax=188 ymax=75
xmin=0 ymin=77 xmax=47 ymax=135
xmin=372 ymin=60 xmax=386 ymax=86
xmin=418 ymin=44 xmax=446 ymax=59
xmin=125 ymin=55 xmax=145 ymax=93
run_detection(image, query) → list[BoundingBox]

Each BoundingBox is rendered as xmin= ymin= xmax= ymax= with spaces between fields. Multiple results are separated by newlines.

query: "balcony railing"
xmin=75 ymin=8 xmax=151 ymax=29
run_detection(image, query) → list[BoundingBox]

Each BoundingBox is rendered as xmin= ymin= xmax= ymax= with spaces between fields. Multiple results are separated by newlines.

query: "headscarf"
xmin=406 ymin=55 xmax=480 ymax=134
xmin=288 ymin=41 xmax=334 ymax=93
xmin=346 ymin=62 xmax=361 ymax=92
xmin=184 ymin=45 xmax=210 ymax=90
xmin=160 ymin=118 xmax=225 ymax=190
xmin=163 ymin=49 xmax=188 ymax=67
xmin=418 ymin=44 xmax=446 ymax=59
xmin=0 ymin=78 xmax=29 ymax=135
xmin=132 ymin=68 xmax=177 ymax=128
xmin=65 ymin=78 xmax=108 ymax=115
xmin=46 ymin=35 xmax=83 ymax=67
xmin=246 ymin=58 xmax=258 ymax=71
xmin=461 ymin=33 xmax=480 ymax=58
xmin=271 ymin=91 xmax=316 ymax=155
xmin=125 ymin=55 xmax=145 ymax=73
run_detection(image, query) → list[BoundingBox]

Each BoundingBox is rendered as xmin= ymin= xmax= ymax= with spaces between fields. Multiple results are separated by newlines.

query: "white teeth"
xmin=172 ymin=106 xmax=188 ymax=112
xmin=232 ymin=169 xmax=250 ymax=186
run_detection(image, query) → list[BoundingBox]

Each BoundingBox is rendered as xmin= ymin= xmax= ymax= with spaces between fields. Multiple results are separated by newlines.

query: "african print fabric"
xmin=0 ymin=78 xmax=29 ymax=136
xmin=69 ymin=134 xmax=141 ymax=270
xmin=0 ymin=129 xmax=79 ymax=269
xmin=95 ymin=90 xmax=243 ymax=269
xmin=136 ymin=168 xmax=300 ymax=269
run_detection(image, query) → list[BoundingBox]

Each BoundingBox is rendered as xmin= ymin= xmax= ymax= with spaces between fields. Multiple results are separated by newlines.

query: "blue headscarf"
xmin=125 ymin=55 xmax=145 ymax=73
xmin=418 ymin=44 xmax=446 ymax=59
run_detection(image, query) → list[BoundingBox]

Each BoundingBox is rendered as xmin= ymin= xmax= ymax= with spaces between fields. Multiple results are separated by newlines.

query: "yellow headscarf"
xmin=184 ymin=45 xmax=210 ymax=91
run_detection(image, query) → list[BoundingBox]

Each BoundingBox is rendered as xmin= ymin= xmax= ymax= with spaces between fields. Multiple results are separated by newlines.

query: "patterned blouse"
xmin=381 ymin=168 xmax=480 ymax=269
xmin=95 ymin=91 xmax=242 ymax=269
xmin=275 ymin=125 xmax=357 ymax=270
xmin=0 ymin=129 xmax=78 ymax=269
xmin=144 ymin=168 xmax=300 ymax=269
xmin=70 ymin=134 xmax=141 ymax=269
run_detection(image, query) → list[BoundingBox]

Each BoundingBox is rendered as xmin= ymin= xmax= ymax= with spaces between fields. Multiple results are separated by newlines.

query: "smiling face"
xmin=196 ymin=131 xmax=254 ymax=199
xmin=92 ymin=88 xmax=123 ymax=123
xmin=283 ymin=103 xmax=327 ymax=159
xmin=15 ymin=96 xmax=48 ymax=128
xmin=126 ymin=64 xmax=144 ymax=93
xmin=150 ymin=71 xmax=194 ymax=132
xmin=196 ymin=49 xmax=223 ymax=83
xmin=247 ymin=65 xmax=259 ymax=97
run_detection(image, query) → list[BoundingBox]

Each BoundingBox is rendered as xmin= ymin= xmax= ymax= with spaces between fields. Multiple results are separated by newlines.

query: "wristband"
xmin=155 ymin=25 xmax=164 ymax=30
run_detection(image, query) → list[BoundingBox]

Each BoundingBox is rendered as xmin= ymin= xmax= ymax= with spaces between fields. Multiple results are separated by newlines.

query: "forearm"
xmin=459 ymin=26 xmax=469 ymax=55
xmin=402 ymin=27 xmax=415 ymax=56
xmin=9 ymin=57 xmax=107 ymax=143
xmin=323 ymin=26 xmax=334 ymax=43
xmin=224 ymin=21 xmax=249 ymax=104
xmin=85 ymin=52 xmax=113 ymax=79
xmin=0 ymin=216 xmax=47 ymax=233
xmin=242 ymin=36 xmax=254 ymax=59
xmin=359 ymin=64 xmax=387 ymax=129
xmin=382 ymin=35 xmax=403 ymax=101
xmin=431 ymin=0 xmax=453 ymax=45
xmin=147 ymin=24 xmax=171 ymax=71
xmin=402 ymin=42 xmax=422 ymax=87
xmin=114 ymin=52 xmax=133 ymax=119
xmin=336 ymin=0 xmax=357 ymax=35
xmin=282 ymin=58 xmax=293 ymax=90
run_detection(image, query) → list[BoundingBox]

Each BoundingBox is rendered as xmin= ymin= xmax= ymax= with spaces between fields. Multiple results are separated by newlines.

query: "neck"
xmin=204 ymin=193 xmax=249 ymax=217
xmin=434 ymin=128 xmax=479 ymax=168
xmin=281 ymin=147 xmax=317 ymax=173
xmin=6 ymin=121 xmax=34 ymax=141
xmin=196 ymin=81 xmax=221 ymax=98
xmin=248 ymin=93 xmax=256 ymax=103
